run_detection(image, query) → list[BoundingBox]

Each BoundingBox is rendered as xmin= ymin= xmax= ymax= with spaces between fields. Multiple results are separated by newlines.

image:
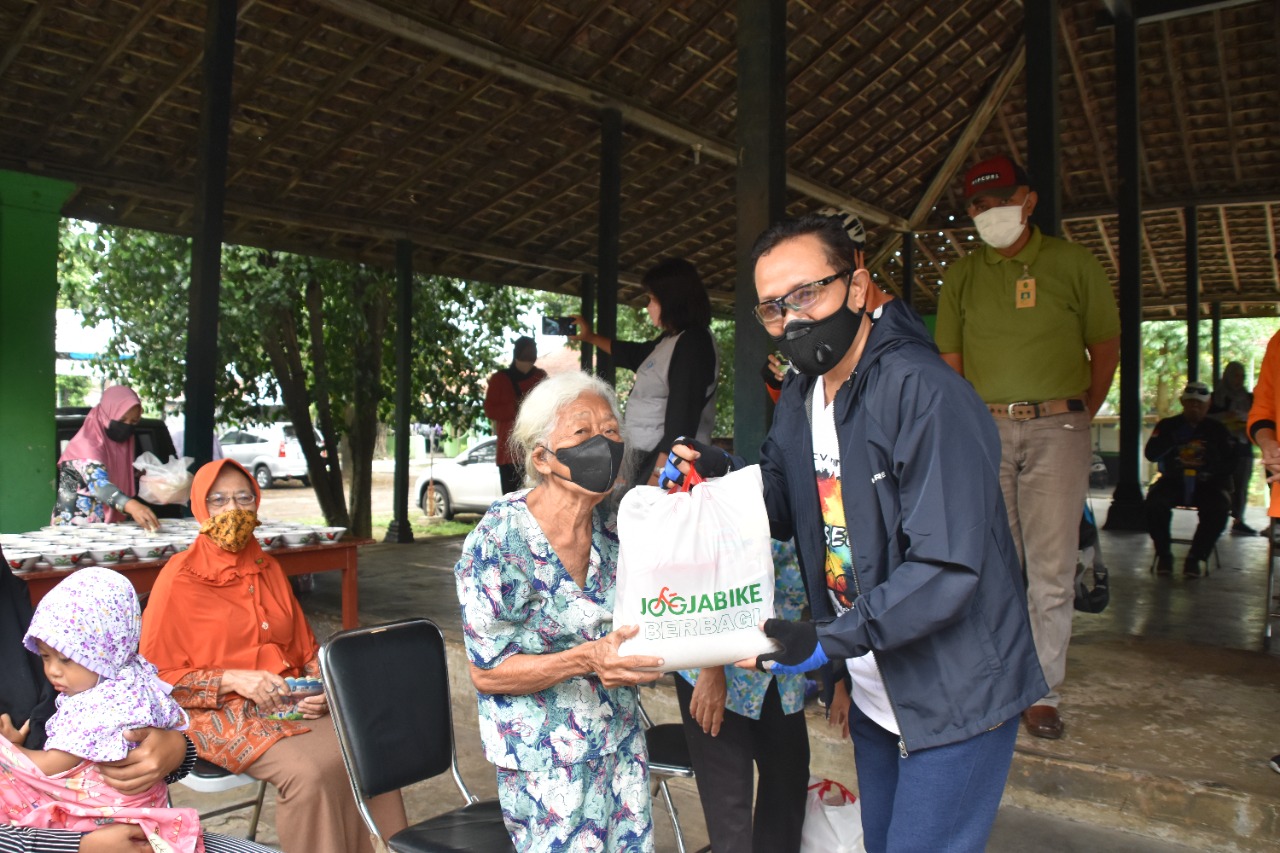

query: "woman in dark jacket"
xmin=572 ymin=257 xmax=718 ymax=495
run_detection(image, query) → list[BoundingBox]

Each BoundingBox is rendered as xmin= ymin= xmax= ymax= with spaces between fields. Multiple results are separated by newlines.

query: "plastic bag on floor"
xmin=801 ymin=776 xmax=865 ymax=853
xmin=614 ymin=464 xmax=778 ymax=671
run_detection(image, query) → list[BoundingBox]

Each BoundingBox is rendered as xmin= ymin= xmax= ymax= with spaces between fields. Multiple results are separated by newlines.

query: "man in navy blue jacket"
xmin=677 ymin=214 xmax=1046 ymax=853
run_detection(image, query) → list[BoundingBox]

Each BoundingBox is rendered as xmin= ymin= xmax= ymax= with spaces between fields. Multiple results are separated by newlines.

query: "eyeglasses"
xmin=207 ymin=492 xmax=256 ymax=509
xmin=754 ymin=269 xmax=851 ymax=326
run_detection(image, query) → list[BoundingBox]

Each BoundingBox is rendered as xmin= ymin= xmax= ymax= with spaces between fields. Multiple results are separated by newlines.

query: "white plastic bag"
xmin=800 ymin=776 xmax=865 ymax=853
xmin=133 ymin=452 xmax=194 ymax=505
xmin=614 ymin=464 xmax=779 ymax=671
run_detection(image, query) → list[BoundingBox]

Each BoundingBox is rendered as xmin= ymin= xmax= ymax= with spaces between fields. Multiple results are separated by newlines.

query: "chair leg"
xmin=656 ymin=779 xmax=686 ymax=853
xmin=246 ymin=780 xmax=267 ymax=841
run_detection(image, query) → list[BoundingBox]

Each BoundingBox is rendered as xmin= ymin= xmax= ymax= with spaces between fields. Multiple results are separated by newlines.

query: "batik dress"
xmin=455 ymin=492 xmax=652 ymax=853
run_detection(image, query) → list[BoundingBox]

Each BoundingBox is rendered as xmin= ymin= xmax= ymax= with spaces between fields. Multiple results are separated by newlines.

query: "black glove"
xmin=658 ymin=437 xmax=732 ymax=489
xmin=761 ymin=360 xmax=783 ymax=392
xmin=755 ymin=619 xmax=829 ymax=674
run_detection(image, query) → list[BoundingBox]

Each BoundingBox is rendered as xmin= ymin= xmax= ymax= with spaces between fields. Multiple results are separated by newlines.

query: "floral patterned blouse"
xmin=454 ymin=492 xmax=641 ymax=772
xmin=53 ymin=460 xmax=115 ymax=525
xmin=678 ymin=539 xmax=809 ymax=718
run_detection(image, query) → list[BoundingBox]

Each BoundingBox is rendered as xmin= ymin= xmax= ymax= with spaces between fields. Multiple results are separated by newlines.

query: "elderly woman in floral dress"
xmin=454 ymin=371 xmax=663 ymax=852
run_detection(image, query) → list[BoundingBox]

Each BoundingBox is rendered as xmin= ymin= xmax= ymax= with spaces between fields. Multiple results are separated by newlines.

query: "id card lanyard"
xmin=1015 ymin=263 xmax=1036 ymax=309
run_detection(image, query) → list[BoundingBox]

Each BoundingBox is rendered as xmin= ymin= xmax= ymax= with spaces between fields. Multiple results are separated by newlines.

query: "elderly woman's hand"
xmin=294 ymin=692 xmax=329 ymax=719
xmin=220 ymin=669 xmax=293 ymax=714
xmin=585 ymin=625 xmax=664 ymax=688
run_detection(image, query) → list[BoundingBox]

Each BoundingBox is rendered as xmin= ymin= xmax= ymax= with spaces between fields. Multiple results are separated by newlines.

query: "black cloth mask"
xmin=551 ymin=435 xmax=625 ymax=493
xmin=771 ymin=276 xmax=864 ymax=376
xmin=105 ymin=419 xmax=135 ymax=442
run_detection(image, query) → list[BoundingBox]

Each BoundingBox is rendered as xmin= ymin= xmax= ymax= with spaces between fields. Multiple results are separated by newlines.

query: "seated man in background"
xmin=1145 ymin=381 xmax=1235 ymax=578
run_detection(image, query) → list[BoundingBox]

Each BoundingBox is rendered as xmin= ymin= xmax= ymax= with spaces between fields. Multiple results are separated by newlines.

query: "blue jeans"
xmin=849 ymin=702 xmax=1018 ymax=853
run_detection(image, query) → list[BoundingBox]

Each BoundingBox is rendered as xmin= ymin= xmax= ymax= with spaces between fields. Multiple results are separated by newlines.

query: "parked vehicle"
xmin=219 ymin=423 xmax=312 ymax=489
xmin=413 ymin=438 xmax=502 ymax=520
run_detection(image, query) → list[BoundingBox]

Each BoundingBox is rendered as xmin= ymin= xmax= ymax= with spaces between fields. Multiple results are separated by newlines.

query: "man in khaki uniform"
xmin=935 ymin=155 xmax=1120 ymax=739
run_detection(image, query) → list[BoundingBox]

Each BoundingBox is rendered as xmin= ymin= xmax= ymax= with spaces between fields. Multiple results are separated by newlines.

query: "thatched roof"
xmin=1 ymin=0 xmax=1275 ymax=318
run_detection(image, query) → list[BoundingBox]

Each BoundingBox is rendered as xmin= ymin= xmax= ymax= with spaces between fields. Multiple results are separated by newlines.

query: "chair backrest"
xmin=319 ymin=618 xmax=459 ymax=799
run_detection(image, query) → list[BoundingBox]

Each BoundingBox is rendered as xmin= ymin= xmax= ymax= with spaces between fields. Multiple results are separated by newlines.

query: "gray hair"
xmin=510 ymin=371 xmax=623 ymax=487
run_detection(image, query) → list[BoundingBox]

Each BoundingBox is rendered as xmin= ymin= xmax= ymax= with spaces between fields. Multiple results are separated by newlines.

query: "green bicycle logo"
xmin=640 ymin=586 xmax=686 ymax=617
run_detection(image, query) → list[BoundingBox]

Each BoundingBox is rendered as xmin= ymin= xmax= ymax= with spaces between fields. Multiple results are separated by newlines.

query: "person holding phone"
xmin=570 ymin=257 xmax=718 ymax=496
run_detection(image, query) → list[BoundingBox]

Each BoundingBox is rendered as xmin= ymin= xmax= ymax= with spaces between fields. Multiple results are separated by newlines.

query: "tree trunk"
xmin=260 ymin=301 xmax=350 ymax=528
xmin=341 ymin=269 xmax=390 ymax=539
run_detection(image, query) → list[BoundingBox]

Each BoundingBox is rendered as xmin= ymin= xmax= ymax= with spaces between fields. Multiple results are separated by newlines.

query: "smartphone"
xmin=541 ymin=316 xmax=578 ymax=336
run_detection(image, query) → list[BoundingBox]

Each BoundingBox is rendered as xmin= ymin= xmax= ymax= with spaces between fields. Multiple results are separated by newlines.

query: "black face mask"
xmin=770 ymin=277 xmax=864 ymax=376
xmin=550 ymin=435 xmax=625 ymax=494
xmin=105 ymin=420 xmax=135 ymax=442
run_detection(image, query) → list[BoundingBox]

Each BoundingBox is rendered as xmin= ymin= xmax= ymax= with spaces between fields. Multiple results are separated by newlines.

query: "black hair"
xmin=513 ymin=336 xmax=537 ymax=361
xmin=750 ymin=213 xmax=862 ymax=275
xmin=643 ymin=257 xmax=711 ymax=332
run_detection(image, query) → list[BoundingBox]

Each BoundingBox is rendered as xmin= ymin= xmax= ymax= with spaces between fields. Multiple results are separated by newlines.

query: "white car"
xmin=414 ymin=438 xmax=502 ymax=520
xmin=219 ymin=423 xmax=312 ymax=489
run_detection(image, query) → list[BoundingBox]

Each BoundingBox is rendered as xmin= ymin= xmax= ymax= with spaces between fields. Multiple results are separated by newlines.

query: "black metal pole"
xmin=734 ymin=0 xmax=786 ymax=462
xmin=580 ymin=273 xmax=595 ymax=374
xmin=596 ymin=109 xmax=620 ymax=387
xmin=902 ymin=231 xmax=915 ymax=312
xmin=1025 ymin=0 xmax=1062 ymax=236
xmin=182 ymin=0 xmax=236 ymax=468
xmin=1186 ymin=206 xmax=1199 ymax=382
xmin=1106 ymin=0 xmax=1146 ymax=530
xmin=384 ymin=239 xmax=414 ymax=544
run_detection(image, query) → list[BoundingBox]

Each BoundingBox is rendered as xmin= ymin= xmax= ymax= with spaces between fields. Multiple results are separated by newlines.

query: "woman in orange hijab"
xmin=140 ymin=459 xmax=405 ymax=853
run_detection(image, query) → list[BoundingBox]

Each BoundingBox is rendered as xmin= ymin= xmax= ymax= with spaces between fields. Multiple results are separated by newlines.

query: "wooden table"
xmin=22 ymin=538 xmax=371 ymax=629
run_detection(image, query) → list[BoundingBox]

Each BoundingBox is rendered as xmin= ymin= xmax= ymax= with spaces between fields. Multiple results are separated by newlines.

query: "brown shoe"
xmin=1021 ymin=704 xmax=1064 ymax=739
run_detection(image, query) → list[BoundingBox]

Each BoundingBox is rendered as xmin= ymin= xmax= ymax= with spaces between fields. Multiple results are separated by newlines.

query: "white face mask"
xmin=973 ymin=203 xmax=1028 ymax=249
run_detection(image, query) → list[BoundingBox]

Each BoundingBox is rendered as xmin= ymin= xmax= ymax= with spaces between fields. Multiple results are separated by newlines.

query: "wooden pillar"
xmin=182 ymin=0 xmax=237 ymax=468
xmin=734 ymin=0 xmax=787 ymax=462
xmin=596 ymin=109 xmax=621 ymax=387
xmin=384 ymin=239 xmax=414 ymax=544
xmin=1211 ymin=300 xmax=1222 ymax=386
xmin=1025 ymin=0 xmax=1061 ymax=236
xmin=1185 ymin=206 xmax=1200 ymax=382
xmin=0 ymin=171 xmax=74 ymax=532
xmin=902 ymin=231 xmax=915 ymax=312
xmin=1105 ymin=0 xmax=1146 ymax=530
xmin=579 ymin=273 xmax=595 ymax=374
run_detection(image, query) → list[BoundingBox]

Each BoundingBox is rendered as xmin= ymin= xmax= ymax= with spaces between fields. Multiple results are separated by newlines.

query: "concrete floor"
xmin=178 ymin=490 xmax=1280 ymax=851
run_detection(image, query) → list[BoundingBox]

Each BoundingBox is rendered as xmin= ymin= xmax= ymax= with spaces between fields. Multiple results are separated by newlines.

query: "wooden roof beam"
xmin=29 ymin=0 xmax=169 ymax=153
xmin=1142 ymin=219 xmax=1167 ymax=296
xmin=1061 ymin=8 xmax=1113 ymax=199
xmin=311 ymin=0 xmax=908 ymax=229
xmin=1218 ymin=206 xmax=1241 ymax=293
xmin=0 ymin=2 xmax=50 ymax=80
xmin=1095 ymin=216 xmax=1119 ymax=273
xmin=1159 ymin=20 xmax=1198 ymax=194
xmin=867 ymin=41 xmax=1025 ymax=273
xmin=1211 ymin=10 xmax=1243 ymax=183
xmin=942 ymin=229 xmax=970 ymax=257
xmin=1098 ymin=0 xmax=1257 ymax=26
xmin=1267 ymin=202 xmax=1279 ymax=293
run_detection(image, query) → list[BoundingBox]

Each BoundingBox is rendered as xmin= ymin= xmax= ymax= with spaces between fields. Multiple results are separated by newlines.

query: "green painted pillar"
xmin=0 ymin=170 xmax=74 ymax=533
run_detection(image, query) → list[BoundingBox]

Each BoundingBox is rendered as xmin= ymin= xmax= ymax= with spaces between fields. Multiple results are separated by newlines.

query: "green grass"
xmin=293 ymin=514 xmax=478 ymax=538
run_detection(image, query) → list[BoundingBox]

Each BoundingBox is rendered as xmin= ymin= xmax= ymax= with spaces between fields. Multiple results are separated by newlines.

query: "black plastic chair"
xmin=318 ymin=618 xmax=514 ymax=853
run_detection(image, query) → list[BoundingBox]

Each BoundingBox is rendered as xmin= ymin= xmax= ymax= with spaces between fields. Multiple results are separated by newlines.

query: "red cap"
xmin=963 ymin=156 xmax=1031 ymax=205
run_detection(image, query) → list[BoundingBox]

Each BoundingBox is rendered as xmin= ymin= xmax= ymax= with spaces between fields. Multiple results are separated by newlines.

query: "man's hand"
xmin=738 ymin=619 xmax=828 ymax=675
xmin=78 ymin=822 xmax=151 ymax=852
xmin=98 ymin=728 xmax=185 ymax=795
xmin=688 ymin=667 xmax=727 ymax=736
xmin=0 ymin=712 xmax=29 ymax=745
xmin=658 ymin=438 xmax=731 ymax=490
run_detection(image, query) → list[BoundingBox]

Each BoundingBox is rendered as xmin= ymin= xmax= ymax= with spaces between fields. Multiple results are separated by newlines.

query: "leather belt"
xmin=987 ymin=398 xmax=1087 ymax=421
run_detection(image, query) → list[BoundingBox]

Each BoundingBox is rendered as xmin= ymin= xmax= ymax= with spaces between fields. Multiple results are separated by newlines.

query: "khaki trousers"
xmin=994 ymin=410 xmax=1091 ymax=707
xmin=245 ymin=718 xmax=406 ymax=853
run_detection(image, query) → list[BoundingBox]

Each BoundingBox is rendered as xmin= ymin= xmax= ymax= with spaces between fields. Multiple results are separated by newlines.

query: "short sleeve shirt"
xmin=454 ymin=492 xmax=640 ymax=771
xmin=935 ymin=227 xmax=1120 ymax=404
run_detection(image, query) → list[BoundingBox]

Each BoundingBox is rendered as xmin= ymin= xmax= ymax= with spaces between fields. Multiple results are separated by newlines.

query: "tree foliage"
xmin=59 ymin=221 xmax=534 ymax=536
